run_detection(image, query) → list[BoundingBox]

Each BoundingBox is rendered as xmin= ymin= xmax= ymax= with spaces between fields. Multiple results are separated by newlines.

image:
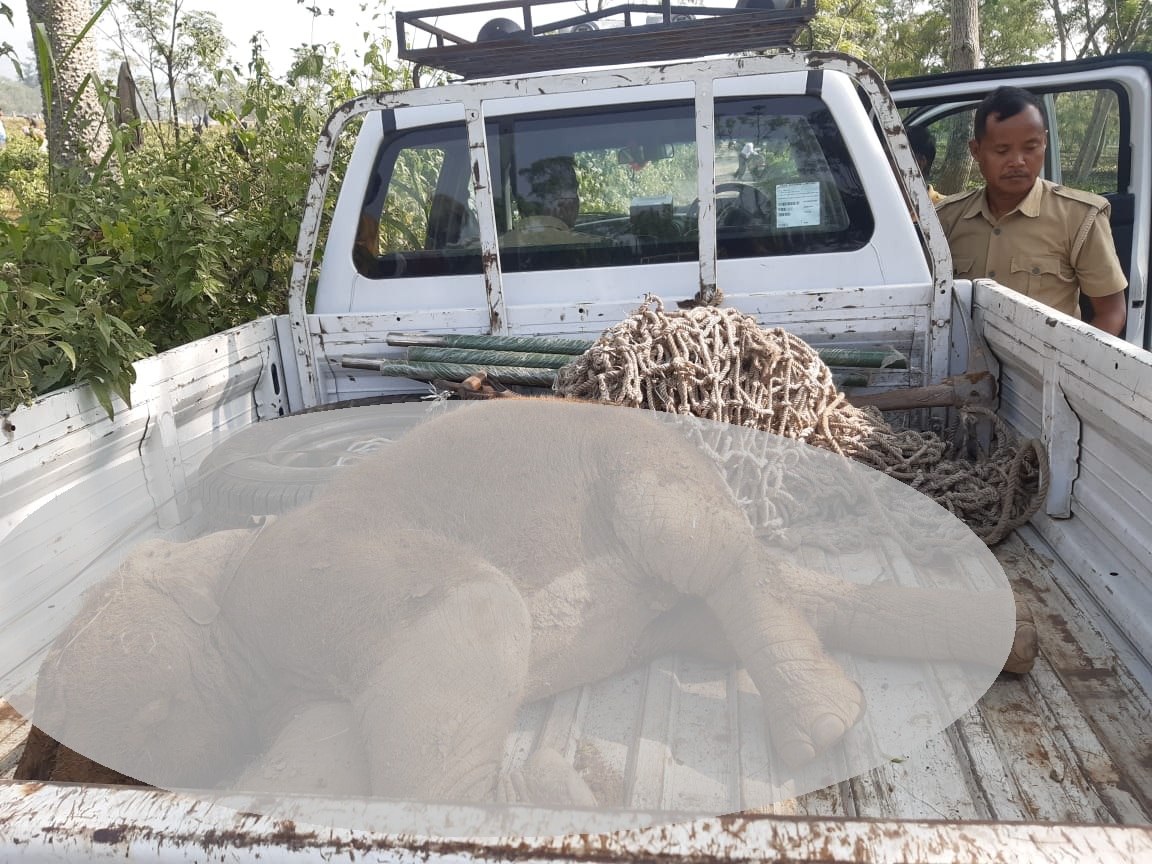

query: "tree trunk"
xmin=26 ymin=0 xmax=112 ymax=169
xmin=936 ymin=0 xmax=982 ymax=195
xmin=1069 ymin=90 xmax=1114 ymax=188
xmin=949 ymin=0 xmax=980 ymax=72
xmin=167 ymin=0 xmax=180 ymax=146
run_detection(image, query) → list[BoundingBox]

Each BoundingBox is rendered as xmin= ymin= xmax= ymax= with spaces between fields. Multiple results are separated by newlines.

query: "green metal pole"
xmin=344 ymin=356 xmax=870 ymax=392
xmin=389 ymin=332 xmax=906 ymax=369
xmin=387 ymin=332 xmax=594 ymax=355
xmin=816 ymin=348 xmax=907 ymax=370
xmin=408 ymin=346 xmax=573 ymax=369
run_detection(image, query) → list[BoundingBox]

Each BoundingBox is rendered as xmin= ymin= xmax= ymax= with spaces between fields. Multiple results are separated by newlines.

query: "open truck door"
xmin=889 ymin=54 xmax=1152 ymax=349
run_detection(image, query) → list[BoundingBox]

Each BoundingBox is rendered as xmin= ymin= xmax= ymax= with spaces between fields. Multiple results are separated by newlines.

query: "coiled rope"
xmin=554 ymin=297 xmax=1047 ymax=546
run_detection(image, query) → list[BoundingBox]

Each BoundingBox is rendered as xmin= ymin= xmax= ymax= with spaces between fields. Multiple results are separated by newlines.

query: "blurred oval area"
xmin=1 ymin=399 xmax=1016 ymax=838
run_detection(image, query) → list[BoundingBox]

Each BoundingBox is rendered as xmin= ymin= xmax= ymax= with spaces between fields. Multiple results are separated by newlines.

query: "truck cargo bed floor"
xmin=2 ymin=530 xmax=1149 ymax=826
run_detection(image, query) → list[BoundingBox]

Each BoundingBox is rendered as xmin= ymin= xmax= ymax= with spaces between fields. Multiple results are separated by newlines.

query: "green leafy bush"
xmin=0 ymin=131 xmax=49 ymax=212
xmin=0 ymin=262 xmax=151 ymax=417
xmin=1 ymin=36 xmax=402 ymax=418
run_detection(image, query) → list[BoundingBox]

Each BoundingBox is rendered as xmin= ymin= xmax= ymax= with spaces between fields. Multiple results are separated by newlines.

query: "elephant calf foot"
xmin=768 ymin=671 xmax=866 ymax=769
xmin=1002 ymin=597 xmax=1038 ymax=675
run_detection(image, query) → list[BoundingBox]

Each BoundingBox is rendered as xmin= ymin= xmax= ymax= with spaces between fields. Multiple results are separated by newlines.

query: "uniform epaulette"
xmin=935 ymin=188 xmax=981 ymax=209
xmin=1050 ymin=183 xmax=1109 ymax=210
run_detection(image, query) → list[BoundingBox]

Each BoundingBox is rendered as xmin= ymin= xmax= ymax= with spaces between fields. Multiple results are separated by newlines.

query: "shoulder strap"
xmin=934 ymin=191 xmax=977 ymax=237
xmin=1070 ymin=203 xmax=1103 ymax=266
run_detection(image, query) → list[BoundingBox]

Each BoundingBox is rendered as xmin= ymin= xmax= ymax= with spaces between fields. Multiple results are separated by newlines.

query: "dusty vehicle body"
xmin=2 ymin=4 xmax=1152 ymax=860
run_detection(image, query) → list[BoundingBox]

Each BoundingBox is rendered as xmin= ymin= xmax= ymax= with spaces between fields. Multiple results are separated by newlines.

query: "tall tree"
xmin=870 ymin=0 xmax=1050 ymax=79
xmin=108 ymin=0 xmax=228 ymax=145
xmin=1046 ymin=0 xmax=1151 ymax=58
xmin=26 ymin=0 xmax=112 ymax=169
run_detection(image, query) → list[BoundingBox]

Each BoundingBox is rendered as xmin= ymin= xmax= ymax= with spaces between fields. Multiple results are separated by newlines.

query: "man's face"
xmin=969 ymin=105 xmax=1047 ymax=199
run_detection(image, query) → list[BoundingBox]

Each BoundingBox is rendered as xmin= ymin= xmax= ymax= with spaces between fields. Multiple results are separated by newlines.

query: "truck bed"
xmin=3 ymin=526 xmax=1149 ymax=829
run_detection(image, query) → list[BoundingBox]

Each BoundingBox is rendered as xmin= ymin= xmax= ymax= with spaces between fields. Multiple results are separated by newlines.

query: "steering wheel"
xmin=686 ymin=182 xmax=774 ymax=226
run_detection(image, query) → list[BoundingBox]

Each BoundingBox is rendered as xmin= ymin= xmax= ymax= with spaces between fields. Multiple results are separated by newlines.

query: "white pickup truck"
xmin=2 ymin=3 xmax=1151 ymax=860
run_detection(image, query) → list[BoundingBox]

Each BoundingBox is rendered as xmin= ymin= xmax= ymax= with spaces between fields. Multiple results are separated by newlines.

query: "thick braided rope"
xmin=554 ymin=298 xmax=1047 ymax=545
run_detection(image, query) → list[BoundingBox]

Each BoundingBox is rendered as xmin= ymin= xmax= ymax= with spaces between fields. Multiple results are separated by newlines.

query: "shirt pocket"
xmin=952 ymin=257 xmax=976 ymax=278
xmin=1012 ymin=256 xmax=1075 ymax=301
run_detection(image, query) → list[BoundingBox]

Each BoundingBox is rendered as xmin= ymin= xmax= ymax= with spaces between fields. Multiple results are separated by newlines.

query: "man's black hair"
xmin=973 ymin=86 xmax=1045 ymax=140
xmin=906 ymin=125 xmax=936 ymax=176
xmin=516 ymin=156 xmax=578 ymax=217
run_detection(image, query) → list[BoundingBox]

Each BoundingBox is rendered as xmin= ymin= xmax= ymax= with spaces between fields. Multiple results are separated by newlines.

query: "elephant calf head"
xmin=30 ymin=529 xmax=262 ymax=789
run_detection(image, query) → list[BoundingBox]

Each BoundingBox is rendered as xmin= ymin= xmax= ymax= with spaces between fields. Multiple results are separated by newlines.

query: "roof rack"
xmin=396 ymin=0 xmax=817 ymax=80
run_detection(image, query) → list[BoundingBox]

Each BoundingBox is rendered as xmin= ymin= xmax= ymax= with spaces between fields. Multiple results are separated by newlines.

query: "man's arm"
xmin=1071 ymin=202 xmax=1128 ymax=336
xmin=1088 ymin=291 xmax=1127 ymax=337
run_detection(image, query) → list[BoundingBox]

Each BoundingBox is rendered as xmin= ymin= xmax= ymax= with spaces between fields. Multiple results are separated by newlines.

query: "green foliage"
xmin=1050 ymin=0 xmax=1152 ymax=57
xmin=377 ymin=145 xmax=445 ymax=251
xmin=115 ymin=0 xmax=232 ymax=143
xmin=0 ymin=2 xmax=20 ymax=78
xmin=810 ymin=0 xmax=881 ymax=57
xmin=0 ymin=130 xmax=49 ymax=211
xmin=0 ymin=23 xmax=404 ymax=418
xmin=577 ymin=146 xmax=699 ymax=215
xmin=0 ymin=262 xmax=151 ymax=418
xmin=979 ymin=0 xmax=1054 ymax=68
xmin=813 ymin=0 xmax=1054 ymax=78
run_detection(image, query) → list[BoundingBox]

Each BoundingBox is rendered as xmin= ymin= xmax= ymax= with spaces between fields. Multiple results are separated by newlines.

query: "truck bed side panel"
xmin=973 ymin=280 xmax=1152 ymax=672
xmin=0 ymin=318 xmax=286 ymax=691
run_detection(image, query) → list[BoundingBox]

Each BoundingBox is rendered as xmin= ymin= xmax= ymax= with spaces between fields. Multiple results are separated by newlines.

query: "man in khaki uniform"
xmin=936 ymin=86 xmax=1128 ymax=337
xmin=501 ymin=156 xmax=605 ymax=247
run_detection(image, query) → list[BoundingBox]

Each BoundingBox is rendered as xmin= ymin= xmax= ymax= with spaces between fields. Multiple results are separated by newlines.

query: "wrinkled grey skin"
xmin=29 ymin=399 xmax=1015 ymax=804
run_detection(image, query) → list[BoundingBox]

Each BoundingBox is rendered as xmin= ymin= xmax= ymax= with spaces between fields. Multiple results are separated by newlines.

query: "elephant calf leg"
xmin=610 ymin=462 xmax=864 ymax=768
xmin=710 ymin=568 xmax=865 ymax=769
xmin=770 ymin=561 xmax=1020 ymax=670
xmin=354 ymin=572 xmax=531 ymax=803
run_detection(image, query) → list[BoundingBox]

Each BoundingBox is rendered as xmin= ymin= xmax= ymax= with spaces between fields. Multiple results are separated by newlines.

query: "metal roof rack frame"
xmin=396 ymin=0 xmax=817 ymax=80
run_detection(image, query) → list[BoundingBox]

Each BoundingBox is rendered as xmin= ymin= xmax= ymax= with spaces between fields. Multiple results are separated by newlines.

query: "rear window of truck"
xmin=353 ymin=95 xmax=873 ymax=279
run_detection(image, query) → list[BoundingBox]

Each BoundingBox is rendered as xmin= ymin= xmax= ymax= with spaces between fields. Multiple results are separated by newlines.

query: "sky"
xmin=3 ymin=1 xmax=589 ymax=79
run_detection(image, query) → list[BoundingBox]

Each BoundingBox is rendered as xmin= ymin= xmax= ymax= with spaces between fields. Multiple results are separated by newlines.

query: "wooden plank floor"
xmin=2 ymin=531 xmax=1150 ymax=826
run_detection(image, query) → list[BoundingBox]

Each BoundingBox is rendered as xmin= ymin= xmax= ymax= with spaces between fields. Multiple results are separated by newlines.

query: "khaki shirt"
xmin=935 ymin=178 xmax=1126 ymax=317
xmin=500 ymin=215 xmax=605 ymax=248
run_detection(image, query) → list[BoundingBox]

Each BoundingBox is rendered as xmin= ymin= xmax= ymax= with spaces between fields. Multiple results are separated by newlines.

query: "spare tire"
xmin=198 ymin=403 xmax=435 ymax=529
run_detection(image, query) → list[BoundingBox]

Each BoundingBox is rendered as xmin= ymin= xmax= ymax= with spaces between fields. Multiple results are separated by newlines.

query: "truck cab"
xmin=299 ymin=1 xmax=947 ymax=411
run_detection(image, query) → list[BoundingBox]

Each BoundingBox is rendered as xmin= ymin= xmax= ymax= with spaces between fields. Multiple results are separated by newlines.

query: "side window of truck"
xmin=908 ymin=87 xmax=1123 ymax=199
xmin=354 ymin=123 xmax=483 ymax=279
xmin=1049 ymin=88 xmax=1123 ymax=195
xmin=713 ymin=95 xmax=874 ymax=257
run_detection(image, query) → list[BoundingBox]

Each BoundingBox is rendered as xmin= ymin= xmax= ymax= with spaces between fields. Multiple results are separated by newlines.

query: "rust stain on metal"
xmin=0 ymin=702 xmax=24 ymax=725
xmin=483 ymin=250 xmax=505 ymax=333
xmin=26 ymin=813 xmax=1145 ymax=861
xmin=91 ymin=826 xmax=128 ymax=844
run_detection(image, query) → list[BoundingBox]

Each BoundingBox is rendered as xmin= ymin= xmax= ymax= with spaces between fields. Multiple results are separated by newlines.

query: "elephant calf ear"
xmin=161 ymin=574 xmax=223 ymax=625
xmin=138 ymin=527 xmax=267 ymax=625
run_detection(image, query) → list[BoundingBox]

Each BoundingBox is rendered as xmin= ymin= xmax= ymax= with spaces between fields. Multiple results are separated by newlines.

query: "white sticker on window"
xmin=776 ymin=182 xmax=821 ymax=228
